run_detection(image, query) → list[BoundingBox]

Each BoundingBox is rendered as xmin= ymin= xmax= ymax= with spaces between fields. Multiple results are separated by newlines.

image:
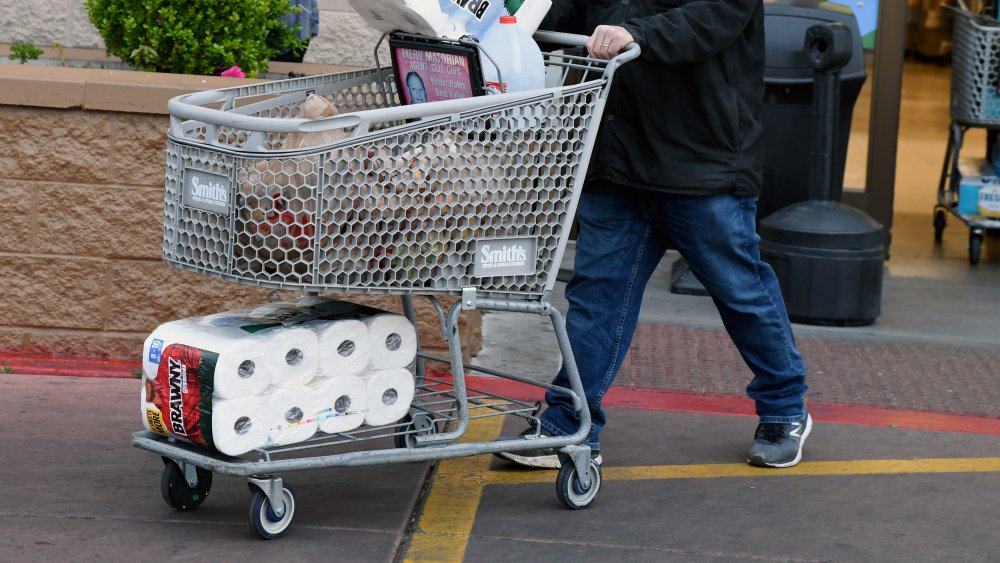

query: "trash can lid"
xmin=758 ymin=200 xmax=885 ymax=250
xmin=764 ymin=0 xmax=867 ymax=84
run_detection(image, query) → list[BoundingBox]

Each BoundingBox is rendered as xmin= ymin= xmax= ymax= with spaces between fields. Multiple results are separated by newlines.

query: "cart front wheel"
xmin=160 ymin=460 xmax=212 ymax=511
xmin=933 ymin=209 xmax=947 ymax=242
xmin=556 ymin=459 xmax=602 ymax=510
xmin=249 ymin=483 xmax=296 ymax=540
xmin=969 ymin=231 xmax=984 ymax=265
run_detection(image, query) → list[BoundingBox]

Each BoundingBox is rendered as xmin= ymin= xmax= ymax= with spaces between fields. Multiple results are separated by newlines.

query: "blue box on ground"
xmin=958 ymin=175 xmax=1000 ymax=218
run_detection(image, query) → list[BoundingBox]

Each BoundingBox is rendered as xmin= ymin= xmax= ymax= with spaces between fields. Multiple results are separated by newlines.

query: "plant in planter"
xmin=85 ymin=0 xmax=306 ymax=77
xmin=8 ymin=42 xmax=44 ymax=64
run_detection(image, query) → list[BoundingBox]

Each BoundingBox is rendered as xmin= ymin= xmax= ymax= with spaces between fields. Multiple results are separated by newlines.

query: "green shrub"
xmin=8 ymin=42 xmax=44 ymax=64
xmin=85 ymin=0 xmax=305 ymax=76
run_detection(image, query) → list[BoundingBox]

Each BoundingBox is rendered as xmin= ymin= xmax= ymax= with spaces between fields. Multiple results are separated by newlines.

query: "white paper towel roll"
xmin=363 ymin=368 xmax=415 ymax=427
xmin=365 ymin=314 xmax=417 ymax=370
xmin=311 ymin=319 xmax=371 ymax=379
xmin=265 ymin=326 xmax=320 ymax=388
xmin=311 ymin=376 xmax=368 ymax=434
xmin=143 ymin=320 xmax=276 ymax=399
xmin=212 ymin=396 xmax=271 ymax=456
xmin=264 ymin=386 xmax=320 ymax=446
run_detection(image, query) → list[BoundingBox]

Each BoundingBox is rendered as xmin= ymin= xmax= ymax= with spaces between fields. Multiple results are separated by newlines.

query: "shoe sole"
xmin=747 ymin=414 xmax=813 ymax=469
xmin=495 ymin=451 xmax=604 ymax=469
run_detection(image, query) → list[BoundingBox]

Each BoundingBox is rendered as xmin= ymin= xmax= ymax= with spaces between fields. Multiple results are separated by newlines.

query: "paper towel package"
xmin=141 ymin=297 xmax=420 ymax=454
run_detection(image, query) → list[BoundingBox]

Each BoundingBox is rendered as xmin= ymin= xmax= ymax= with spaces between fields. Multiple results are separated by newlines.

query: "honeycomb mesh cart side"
xmin=951 ymin=9 xmax=1000 ymax=126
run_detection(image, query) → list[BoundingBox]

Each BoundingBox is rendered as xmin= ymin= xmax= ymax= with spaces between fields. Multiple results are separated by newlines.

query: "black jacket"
xmin=543 ymin=0 xmax=765 ymax=196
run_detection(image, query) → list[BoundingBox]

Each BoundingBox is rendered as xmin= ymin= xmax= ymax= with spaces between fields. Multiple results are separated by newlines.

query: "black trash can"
xmin=760 ymin=0 xmax=867 ymax=221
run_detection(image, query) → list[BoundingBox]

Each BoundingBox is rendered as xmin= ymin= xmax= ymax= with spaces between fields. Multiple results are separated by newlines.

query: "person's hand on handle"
xmin=587 ymin=25 xmax=635 ymax=60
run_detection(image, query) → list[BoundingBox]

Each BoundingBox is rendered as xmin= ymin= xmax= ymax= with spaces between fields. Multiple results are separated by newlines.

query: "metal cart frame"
xmin=936 ymin=6 xmax=1000 ymax=264
xmin=133 ymin=31 xmax=639 ymax=538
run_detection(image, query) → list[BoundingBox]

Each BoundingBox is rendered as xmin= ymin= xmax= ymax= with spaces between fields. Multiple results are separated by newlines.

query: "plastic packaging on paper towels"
xmin=362 ymin=368 xmax=416 ymax=426
xmin=140 ymin=298 xmax=419 ymax=455
xmin=364 ymin=313 xmax=419 ymax=370
xmin=266 ymin=325 xmax=320 ymax=389
xmin=310 ymin=318 xmax=371 ymax=379
xmin=141 ymin=319 xmax=277 ymax=399
xmin=311 ymin=376 xmax=369 ymax=433
xmin=265 ymin=385 xmax=321 ymax=446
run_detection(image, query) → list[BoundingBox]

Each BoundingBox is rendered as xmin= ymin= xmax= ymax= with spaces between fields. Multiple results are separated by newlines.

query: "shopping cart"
xmin=936 ymin=6 xmax=1000 ymax=264
xmin=132 ymin=31 xmax=639 ymax=539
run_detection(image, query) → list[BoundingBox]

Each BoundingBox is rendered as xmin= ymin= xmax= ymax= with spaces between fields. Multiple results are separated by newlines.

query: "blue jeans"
xmin=540 ymin=182 xmax=808 ymax=449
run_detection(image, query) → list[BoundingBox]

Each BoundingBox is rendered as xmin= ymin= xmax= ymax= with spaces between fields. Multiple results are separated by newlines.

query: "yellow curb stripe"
xmin=404 ymin=411 xmax=505 ymax=563
xmin=482 ymin=457 xmax=1000 ymax=486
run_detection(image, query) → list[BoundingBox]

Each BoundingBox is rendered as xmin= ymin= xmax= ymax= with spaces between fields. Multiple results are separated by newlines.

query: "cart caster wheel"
xmin=969 ymin=231 xmax=984 ymax=265
xmin=393 ymin=412 xmax=440 ymax=449
xmin=556 ymin=458 xmax=602 ymax=510
xmin=249 ymin=483 xmax=296 ymax=540
xmin=933 ymin=209 xmax=947 ymax=242
xmin=160 ymin=461 xmax=212 ymax=511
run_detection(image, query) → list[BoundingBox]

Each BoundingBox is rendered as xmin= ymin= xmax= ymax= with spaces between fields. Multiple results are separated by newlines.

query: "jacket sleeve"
xmin=619 ymin=0 xmax=759 ymax=65
xmin=539 ymin=0 xmax=588 ymax=34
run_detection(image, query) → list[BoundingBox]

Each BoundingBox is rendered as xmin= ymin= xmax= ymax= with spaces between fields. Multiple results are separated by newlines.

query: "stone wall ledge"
xmin=0 ymin=46 xmax=356 ymax=114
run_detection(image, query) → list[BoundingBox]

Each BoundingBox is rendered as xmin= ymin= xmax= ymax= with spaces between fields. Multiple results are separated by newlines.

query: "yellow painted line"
xmin=404 ymin=411 xmax=505 ymax=563
xmin=482 ymin=457 xmax=1000 ymax=486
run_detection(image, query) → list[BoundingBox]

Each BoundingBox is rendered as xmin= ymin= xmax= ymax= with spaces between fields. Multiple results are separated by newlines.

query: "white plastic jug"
xmin=478 ymin=15 xmax=545 ymax=94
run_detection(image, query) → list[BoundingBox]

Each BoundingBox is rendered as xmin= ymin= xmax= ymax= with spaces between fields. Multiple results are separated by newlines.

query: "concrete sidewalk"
xmin=4 ymin=374 xmax=1000 ymax=562
xmin=2 ymin=212 xmax=1000 ymax=561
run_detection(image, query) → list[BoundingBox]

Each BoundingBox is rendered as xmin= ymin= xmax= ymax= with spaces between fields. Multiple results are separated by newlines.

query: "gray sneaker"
xmin=747 ymin=414 xmax=813 ymax=468
xmin=494 ymin=428 xmax=602 ymax=469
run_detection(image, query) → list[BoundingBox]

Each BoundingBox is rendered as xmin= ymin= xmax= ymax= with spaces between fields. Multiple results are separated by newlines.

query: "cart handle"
xmin=166 ymin=34 xmax=639 ymax=137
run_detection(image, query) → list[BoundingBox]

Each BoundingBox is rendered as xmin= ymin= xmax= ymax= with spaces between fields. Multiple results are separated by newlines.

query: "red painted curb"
xmin=454 ymin=374 xmax=1000 ymax=437
xmin=0 ymin=353 xmax=140 ymax=379
xmin=6 ymin=356 xmax=1000 ymax=436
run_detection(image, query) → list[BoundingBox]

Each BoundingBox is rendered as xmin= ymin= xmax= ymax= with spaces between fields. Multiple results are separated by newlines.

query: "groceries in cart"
xmin=140 ymin=297 xmax=418 ymax=456
xmin=283 ymin=93 xmax=352 ymax=148
xmin=347 ymin=0 xmax=551 ymax=39
xmin=352 ymin=0 xmax=549 ymax=103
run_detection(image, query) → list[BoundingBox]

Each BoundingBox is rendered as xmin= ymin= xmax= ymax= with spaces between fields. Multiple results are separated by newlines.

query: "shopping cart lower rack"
xmin=936 ymin=6 xmax=1000 ymax=264
xmin=132 ymin=31 xmax=639 ymax=539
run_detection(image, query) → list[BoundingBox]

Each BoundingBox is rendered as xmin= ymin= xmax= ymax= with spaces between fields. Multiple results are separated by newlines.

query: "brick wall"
xmin=0 ymin=74 xmax=481 ymax=362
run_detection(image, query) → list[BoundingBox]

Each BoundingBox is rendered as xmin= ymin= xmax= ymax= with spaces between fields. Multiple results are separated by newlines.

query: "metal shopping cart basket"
xmin=936 ymin=6 xmax=1000 ymax=264
xmin=131 ymin=31 xmax=639 ymax=539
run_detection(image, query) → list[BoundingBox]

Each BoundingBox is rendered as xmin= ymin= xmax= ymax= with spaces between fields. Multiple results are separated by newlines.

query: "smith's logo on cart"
xmin=182 ymin=169 xmax=231 ymax=215
xmin=473 ymin=238 xmax=537 ymax=277
xmin=167 ymin=357 xmax=188 ymax=436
